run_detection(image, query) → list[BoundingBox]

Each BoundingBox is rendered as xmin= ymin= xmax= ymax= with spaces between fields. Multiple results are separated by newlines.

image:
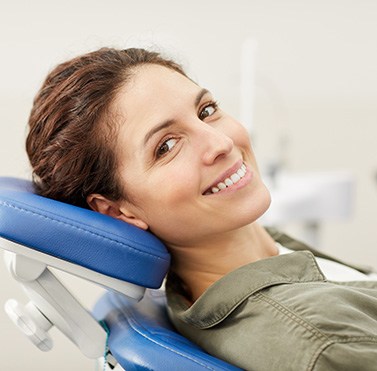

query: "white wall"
xmin=0 ymin=0 xmax=376 ymax=369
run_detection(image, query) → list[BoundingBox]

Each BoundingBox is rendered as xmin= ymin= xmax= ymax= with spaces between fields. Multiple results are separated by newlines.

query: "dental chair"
xmin=0 ymin=177 xmax=241 ymax=370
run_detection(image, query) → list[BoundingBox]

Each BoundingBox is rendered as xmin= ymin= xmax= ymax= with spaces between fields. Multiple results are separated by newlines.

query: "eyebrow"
xmin=195 ymin=88 xmax=210 ymax=107
xmin=143 ymin=88 xmax=210 ymax=146
xmin=144 ymin=119 xmax=176 ymax=146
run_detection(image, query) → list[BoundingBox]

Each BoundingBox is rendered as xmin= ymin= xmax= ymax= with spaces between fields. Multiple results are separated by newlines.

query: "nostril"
xmin=198 ymin=125 xmax=234 ymax=165
xmin=214 ymin=136 xmax=233 ymax=161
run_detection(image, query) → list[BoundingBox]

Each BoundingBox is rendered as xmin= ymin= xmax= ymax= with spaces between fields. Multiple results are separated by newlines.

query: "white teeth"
xmin=207 ymin=163 xmax=248 ymax=194
xmin=230 ymin=173 xmax=241 ymax=183
xmin=237 ymin=168 xmax=245 ymax=177
xmin=218 ymin=182 xmax=226 ymax=190
xmin=224 ymin=178 xmax=233 ymax=186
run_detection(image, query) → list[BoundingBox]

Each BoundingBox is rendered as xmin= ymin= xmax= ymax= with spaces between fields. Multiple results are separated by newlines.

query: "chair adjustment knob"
xmin=5 ymin=299 xmax=53 ymax=352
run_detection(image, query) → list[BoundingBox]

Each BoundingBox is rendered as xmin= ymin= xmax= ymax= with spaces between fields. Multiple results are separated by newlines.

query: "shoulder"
xmin=166 ymin=255 xmax=377 ymax=370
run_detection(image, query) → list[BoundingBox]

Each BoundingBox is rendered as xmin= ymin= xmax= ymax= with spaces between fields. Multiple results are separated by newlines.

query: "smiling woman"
xmin=25 ymin=47 xmax=377 ymax=371
xmin=94 ymin=63 xmax=271 ymax=250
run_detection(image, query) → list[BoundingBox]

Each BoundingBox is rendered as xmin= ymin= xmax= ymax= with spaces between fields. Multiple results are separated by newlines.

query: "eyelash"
xmin=155 ymin=100 xmax=220 ymax=159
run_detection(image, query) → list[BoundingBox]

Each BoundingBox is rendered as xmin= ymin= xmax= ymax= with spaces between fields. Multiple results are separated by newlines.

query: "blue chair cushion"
xmin=93 ymin=290 xmax=242 ymax=370
xmin=0 ymin=177 xmax=170 ymax=288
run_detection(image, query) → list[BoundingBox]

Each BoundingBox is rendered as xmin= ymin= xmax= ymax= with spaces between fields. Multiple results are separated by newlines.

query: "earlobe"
xmin=86 ymin=194 xmax=149 ymax=231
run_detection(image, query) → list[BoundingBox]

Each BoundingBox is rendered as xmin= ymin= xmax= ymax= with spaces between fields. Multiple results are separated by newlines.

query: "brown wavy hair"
xmin=26 ymin=47 xmax=186 ymax=208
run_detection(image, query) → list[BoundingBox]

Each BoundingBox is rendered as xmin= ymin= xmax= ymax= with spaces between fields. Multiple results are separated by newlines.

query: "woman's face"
xmin=113 ymin=64 xmax=271 ymax=247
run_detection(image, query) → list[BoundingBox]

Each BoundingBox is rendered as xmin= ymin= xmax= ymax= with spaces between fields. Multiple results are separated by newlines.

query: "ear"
xmin=86 ymin=194 xmax=149 ymax=231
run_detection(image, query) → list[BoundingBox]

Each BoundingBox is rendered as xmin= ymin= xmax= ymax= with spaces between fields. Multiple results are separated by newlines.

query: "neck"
xmin=167 ymin=223 xmax=278 ymax=302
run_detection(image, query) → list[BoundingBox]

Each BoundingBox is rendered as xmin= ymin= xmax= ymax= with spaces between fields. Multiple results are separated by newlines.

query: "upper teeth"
xmin=210 ymin=163 xmax=247 ymax=194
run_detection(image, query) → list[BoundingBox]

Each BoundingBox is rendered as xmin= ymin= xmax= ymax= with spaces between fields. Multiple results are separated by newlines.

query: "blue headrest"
xmin=0 ymin=177 xmax=170 ymax=288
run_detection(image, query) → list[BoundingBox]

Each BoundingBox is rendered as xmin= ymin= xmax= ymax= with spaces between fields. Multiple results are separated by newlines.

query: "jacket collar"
xmin=167 ymin=251 xmax=326 ymax=329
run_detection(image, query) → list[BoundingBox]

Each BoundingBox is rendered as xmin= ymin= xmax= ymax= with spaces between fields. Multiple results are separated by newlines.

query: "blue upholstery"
xmin=93 ymin=290 xmax=242 ymax=370
xmin=0 ymin=177 xmax=241 ymax=370
xmin=0 ymin=177 xmax=169 ymax=288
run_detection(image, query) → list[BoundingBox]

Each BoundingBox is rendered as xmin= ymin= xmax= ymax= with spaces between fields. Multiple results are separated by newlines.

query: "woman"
xmin=26 ymin=47 xmax=377 ymax=370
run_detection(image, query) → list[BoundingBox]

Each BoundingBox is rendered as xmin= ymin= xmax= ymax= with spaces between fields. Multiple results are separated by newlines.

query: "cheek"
xmin=157 ymin=165 xmax=198 ymax=203
xmin=237 ymin=121 xmax=251 ymax=140
xmin=138 ymin=168 xmax=201 ymax=242
xmin=136 ymin=164 xmax=199 ymax=213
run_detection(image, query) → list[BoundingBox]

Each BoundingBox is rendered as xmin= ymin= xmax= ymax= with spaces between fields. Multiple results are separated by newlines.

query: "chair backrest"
xmin=0 ymin=176 xmax=170 ymax=358
xmin=0 ymin=177 xmax=241 ymax=370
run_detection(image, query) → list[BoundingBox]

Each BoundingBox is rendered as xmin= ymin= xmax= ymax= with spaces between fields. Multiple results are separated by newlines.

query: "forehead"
xmin=114 ymin=64 xmax=199 ymax=120
xmin=120 ymin=64 xmax=196 ymax=105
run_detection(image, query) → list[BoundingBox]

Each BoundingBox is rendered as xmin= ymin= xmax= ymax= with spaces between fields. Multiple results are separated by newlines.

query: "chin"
xmin=222 ymin=201 xmax=270 ymax=236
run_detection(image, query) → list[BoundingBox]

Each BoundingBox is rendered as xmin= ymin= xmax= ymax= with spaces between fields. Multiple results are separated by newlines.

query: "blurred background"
xmin=0 ymin=0 xmax=376 ymax=369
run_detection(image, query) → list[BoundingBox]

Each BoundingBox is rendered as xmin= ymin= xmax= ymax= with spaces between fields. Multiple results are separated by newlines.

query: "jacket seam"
xmin=186 ymin=279 xmax=295 ymax=328
xmin=256 ymin=292 xmax=329 ymax=341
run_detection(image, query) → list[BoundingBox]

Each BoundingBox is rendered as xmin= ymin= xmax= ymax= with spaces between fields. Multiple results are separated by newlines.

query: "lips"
xmin=203 ymin=161 xmax=247 ymax=195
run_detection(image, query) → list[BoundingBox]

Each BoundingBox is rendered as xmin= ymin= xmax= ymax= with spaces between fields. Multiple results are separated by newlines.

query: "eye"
xmin=156 ymin=138 xmax=177 ymax=158
xmin=199 ymin=101 xmax=218 ymax=121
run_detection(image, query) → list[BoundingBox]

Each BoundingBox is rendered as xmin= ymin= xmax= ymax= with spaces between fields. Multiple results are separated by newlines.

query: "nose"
xmin=197 ymin=124 xmax=234 ymax=165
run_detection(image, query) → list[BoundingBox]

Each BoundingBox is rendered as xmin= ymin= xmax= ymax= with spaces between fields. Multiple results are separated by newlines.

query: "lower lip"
xmin=206 ymin=165 xmax=253 ymax=196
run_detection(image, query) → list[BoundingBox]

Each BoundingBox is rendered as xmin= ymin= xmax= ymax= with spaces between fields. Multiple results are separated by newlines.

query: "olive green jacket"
xmin=166 ymin=229 xmax=377 ymax=371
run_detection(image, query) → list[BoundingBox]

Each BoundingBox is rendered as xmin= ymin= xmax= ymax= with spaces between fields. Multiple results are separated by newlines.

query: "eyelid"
xmin=198 ymin=98 xmax=217 ymax=111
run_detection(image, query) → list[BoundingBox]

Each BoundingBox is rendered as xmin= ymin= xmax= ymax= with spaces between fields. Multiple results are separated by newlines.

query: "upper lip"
xmin=202 ymin=159 xmax=244 ymax=194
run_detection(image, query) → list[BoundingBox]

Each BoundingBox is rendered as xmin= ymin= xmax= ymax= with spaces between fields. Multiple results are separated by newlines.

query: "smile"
xmin=204 ymin=163 xmax=247 ymax=195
